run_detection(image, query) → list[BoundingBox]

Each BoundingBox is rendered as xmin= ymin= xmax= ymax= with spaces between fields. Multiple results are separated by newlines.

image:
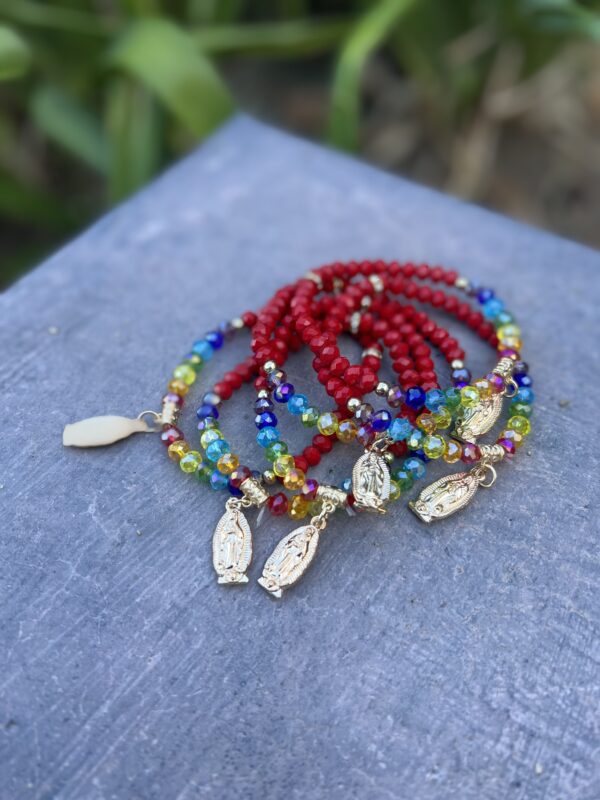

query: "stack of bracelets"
xmin=64 ymin=260 xmax=533 ymax=598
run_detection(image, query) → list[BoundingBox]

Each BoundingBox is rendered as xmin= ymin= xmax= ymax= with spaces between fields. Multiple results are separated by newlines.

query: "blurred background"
xmin=1 ymin=0 xmax=599 ymax=287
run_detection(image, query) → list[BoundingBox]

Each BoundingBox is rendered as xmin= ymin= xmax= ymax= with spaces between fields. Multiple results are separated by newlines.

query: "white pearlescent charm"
xmin=62 ymin=415 xmax=153 ymax=447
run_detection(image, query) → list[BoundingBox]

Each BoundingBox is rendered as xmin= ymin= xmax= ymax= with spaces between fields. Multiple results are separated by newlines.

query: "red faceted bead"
xmin=303 ymin=446 xmax=321 ymax=466
xmin=229 ymin=466 xmax=252 ymax=488
xmin=313 ymin=434 xmax=333 ymax=453
xmin=267 ymin=493 xmax=289 ymax=516
xmin=461 ymin=443 xmax=481 ymax=464
xmin=294 ymin=455 xmax=308 ymax=473
xmin=343 ymin=365 xmax=362 ymax=386
xmin=160 ymin=425 xmax=183 ymax=446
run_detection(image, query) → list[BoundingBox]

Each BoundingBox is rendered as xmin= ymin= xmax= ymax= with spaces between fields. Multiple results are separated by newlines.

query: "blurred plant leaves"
xmin=328 ymin=0 xmax=420 ymax=151
xmin=105 ymin=78 xmax=161 ymax=200
xmin=523 ymin=0 xmax=600 ymax=39
xmin=0 ymin=25 xmax=31 ymax=79
xmin=30 ymin=86 xmax=110 ymax=172
xmin=193 ymin=17 xmax=352 ymax=56
xmin=110 ymin=18 xmax=234 ymax=138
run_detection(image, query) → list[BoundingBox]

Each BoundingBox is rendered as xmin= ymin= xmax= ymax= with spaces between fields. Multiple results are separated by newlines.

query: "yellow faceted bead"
xmin=500 ymin=336 xmax=522 ymax=351
xmin=443 ymin=439 xmax=462 ymax=464
xmin=389 ymin=480 xmax=401 ymax=501
xmin=288 ymin=495 xmax=309 ymax=520
xmin=200 ymin=429 xmax=221 ymax=448
xmin=473 ymin=378 xmax=493 ymax=399
xmin=433 ymin=407 xmax=452 ymax=429
xmin=507 ymin=415 xmax=531 ymax=436
xmin=273 ymin=454 xmax=295 ymax=477
xmin=168 ymin=440 xmax=190 ymax=461
xmin=417 ymin=413 xmax=437 ymax=434
xmin=317 ymin=412 xmax=339 ymax=436
xmin=337 ymin=418 xmax=357 ymax=443
xmin=173 ymin=363 xmax=196 ymax=386
xmin=500 ymin=428 xmax=524 ymax=448
xmin=217 ymin=453 xmax=239 ymax=475
xmin=460 ymin=385 xmax=480 ymax=408
xmin=283 ymin=468 xmax=306 ymax=490
xmin=179 ymin=450 xmax=203 ymax=473
xmin=168 ymin=378 xmax=189 ymax=397
xmin=423 ymin=434 xmax=446 ymax=459
xmin=497 ymin=323 xmax=522 ymax=341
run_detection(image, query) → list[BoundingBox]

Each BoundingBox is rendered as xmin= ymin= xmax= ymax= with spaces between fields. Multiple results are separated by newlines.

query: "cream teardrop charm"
xmin=212 ymin=500 xmax=253 ymax=584
xmin=62 ymin=414 xmax=157 ymax=447
xmin=351 ymin=450 xmax=390 ymax=513
xmin=258 ymin=525 xmax=321 ymax=597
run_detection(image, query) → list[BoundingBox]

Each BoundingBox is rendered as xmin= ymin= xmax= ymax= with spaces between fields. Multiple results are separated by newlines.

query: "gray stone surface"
xmin=1 ymin=115 xmax=599 ymax=800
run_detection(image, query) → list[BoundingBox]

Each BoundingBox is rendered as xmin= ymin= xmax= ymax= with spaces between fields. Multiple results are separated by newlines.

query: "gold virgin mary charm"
xmin=453 ymin=393 xmax=503 ymax=442
xmin=258 ymin=524 xmax=321 ymax=597
xmin=409 ymin=471 xmax=480 ymax=523
xmin=351 ymin=450 xmax=390 ymax=513
xmin=212 ymin=499 xmax=253 ymax=584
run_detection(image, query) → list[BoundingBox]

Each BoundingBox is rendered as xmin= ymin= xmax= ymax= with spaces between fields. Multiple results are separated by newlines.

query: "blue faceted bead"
xmin=389 ymin=417 xmax=412 ymax=441
xmin=412 ymin=449 xmax=431 ymax=463
xmin=341 ymin=477 xmax=352 ymax=493
xmin=206 ymin=330 xmax=224 ymax=349
xmin=202 ymin=391 xmax=220 ymax=406
xmin=482 ymin=298 xmax=505 ymax=319
xmin=371 ymin=409 xmax=392 ymax=432
xmin=255 ymin=397 xmax=274 ymax=413
xmin=196 ymin=403 xmax=219 ymax=420
xmin=512 ymin=361 xmax=529 ymax=375
xmin=477 ymin=287 xmax=494 ymax=304
xmin=210 ymin=470 xmax=229 ymax=490
xmin=425 ymin=389 xmax=446 ymax=412
xmin=228 ymin=481 xmax=243 ymax=498
xmin=255 ymin=411 xmax=277 ymax=429
xmin=257 ymin=427 xmax=279 ymax=447
xmin=274 ymin=382 xmax=295 ymax=403
xmin=191 ymin=340 xmax=213 ymax=361
xmin=404 ymin=457 xmax=426 ymax=479
xmin=405 ymin=386 xmax=426 ymax=410
xmin=494 ymin=310 xmax=514 ymax=328
xmin=451 ymin=367 xmax=471 ymax=386
xmin=287 ymin=394 xmax=309 ymax=415
xmin=206 ymin=440 xmax=230 ymax=462
xmin=515 ymin=387 xmax=535 ymax=405
xmin=515 ymin=374 xmax=532 ymax=388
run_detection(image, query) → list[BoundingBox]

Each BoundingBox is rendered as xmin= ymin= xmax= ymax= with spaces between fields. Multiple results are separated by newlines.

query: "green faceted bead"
xmin=186 ymin=354 xmax=204 ymax=372
xmin=180 ymin=450 xmax=202 ymax=473
xmin=389 ymin=480 xmax=401 ymax=501
xmin=196 ymin=464 xmax=212 ymax=484
xmin=173 ymin=363 xmax=196 ymax=385
xmin=407 ymin=428 xmax=424 ymax=450
xmin=511 ymin=401 xmax=532 ymax=418
xmin=301 ymin=407 xmax=320 ymax=427
xmin=445 ymin=387 xmax=461 ymax=411
xmin=266 ymin=441 xmax=288 ymax=462
xmin=391 ymin=468 xmax=413 ymax=492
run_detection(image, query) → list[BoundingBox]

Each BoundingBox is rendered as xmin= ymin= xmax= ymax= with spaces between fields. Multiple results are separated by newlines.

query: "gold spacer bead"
xmin=263 ymin=360 xmax=277 ymax=374
xmin=347 ymin=397 xmax=361 ymax=413
xmin=375 ymin=381 xmax=390 ymax=397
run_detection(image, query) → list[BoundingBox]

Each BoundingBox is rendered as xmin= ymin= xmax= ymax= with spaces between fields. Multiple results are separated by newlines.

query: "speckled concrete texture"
xmin=0 ymin=116 xmax=598 ymax=800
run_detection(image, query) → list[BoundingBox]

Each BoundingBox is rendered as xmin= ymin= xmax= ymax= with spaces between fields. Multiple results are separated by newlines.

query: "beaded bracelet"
xmin=63 ymin=259 xmax=533 ymax=598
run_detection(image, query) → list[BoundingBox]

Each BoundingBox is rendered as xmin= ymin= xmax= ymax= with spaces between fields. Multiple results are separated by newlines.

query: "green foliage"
xmin=0 ymin=0 xmax=598 ymax=284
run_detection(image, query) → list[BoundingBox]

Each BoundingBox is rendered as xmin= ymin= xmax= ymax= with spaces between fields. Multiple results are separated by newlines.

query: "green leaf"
xmin=0 ymin=0 xmax=113 ymax=36
xmin=105 ymin=78 xmax=161 ymax=201
xmin=0 ymin=171 xmax=75 ymax=227
xmin=192 ymin=18 xmax=352 ymax=57
xmin=30 ymin=85 xmax=110 ymax=172
xmin=110 ymin=17 xmax=234 ymax=139
xmin=0 ymin=25 xmax=31 ymax=79
xmin=328 ymin=0 xmax=421 ymax=151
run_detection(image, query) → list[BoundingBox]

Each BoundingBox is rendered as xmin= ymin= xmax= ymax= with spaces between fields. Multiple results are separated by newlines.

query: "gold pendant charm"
xmin=258 ymin=524 xmax=321 ymax=598
xmin=454 ymin=393 xmax=503 ymax=442
xmin=409 ymin=462 xmax=498 ymax=524
xmin=212 ymin=476 xmax=269 ymax=585
xmin=352 ymin=449 xmax=391 ymax=513
xmin=62 ymin=412 xmax=160 ymax=447
xmin=258 ymin=500 xmax=336 ymax=597
xmin=409 ymin=471 xmax=480 ymax=523
xmin=212 ymin=499 xmax=253 ymax=584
